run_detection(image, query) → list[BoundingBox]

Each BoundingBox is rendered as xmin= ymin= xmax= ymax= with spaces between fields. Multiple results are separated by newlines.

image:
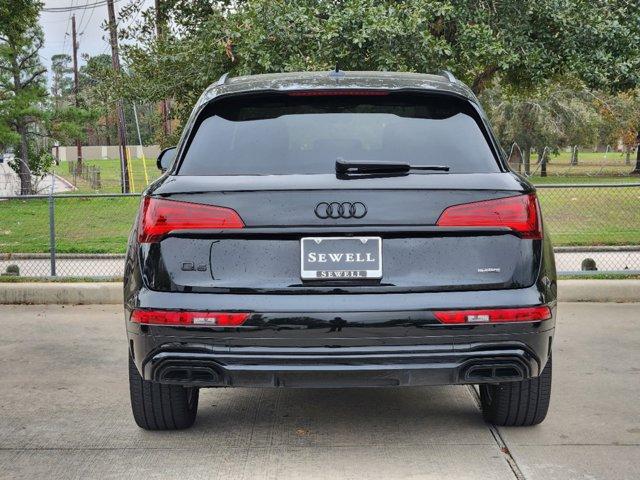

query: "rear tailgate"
xmin=140 ymin=174 xmax=540 ymax=293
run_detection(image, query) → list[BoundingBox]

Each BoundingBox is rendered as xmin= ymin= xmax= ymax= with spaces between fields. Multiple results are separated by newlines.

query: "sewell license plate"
xmin=300 ymin=237 xmax=382 ymax=280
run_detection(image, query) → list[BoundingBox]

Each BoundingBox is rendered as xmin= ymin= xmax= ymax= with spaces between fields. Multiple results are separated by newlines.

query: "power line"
xmin=79 ymin=0 xmax=98 ymax=35
xmin=44 ymin=0 xmax=107 ymax=12
xmin=38 ymin=17 xmax=72 ymax=24
xmin=77 ymin=0 xmax=91 ymax=34
xmin=43 ymin=0 xmax=121 ymax=13
xmin=60 ymin=1 xmax=74 ymax=56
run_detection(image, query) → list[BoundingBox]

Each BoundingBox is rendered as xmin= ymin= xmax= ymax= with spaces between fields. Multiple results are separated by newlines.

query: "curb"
xmin=0 ymin=280 xmax=638 ymax=305
xmin=554 ymin=245 xmax=640 ymax=253
xmin=0 ymin=282 xmax=123 ymax=305
xmin=53 ymin=173 xmax=77 ymax=191
xmin=557 ymin=279 xmax=640 ymax=303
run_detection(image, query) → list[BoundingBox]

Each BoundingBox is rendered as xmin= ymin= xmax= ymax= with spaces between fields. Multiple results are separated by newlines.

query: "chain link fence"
xmin=537 ymin=183 xmax=640 ymax=274
xmin=1 ymin=184 xmax=639 ymax=279
xmin=67 ymin=161 xmax=102 ymax=190
xmin=1 ymin=193 xmax=139 ymax=279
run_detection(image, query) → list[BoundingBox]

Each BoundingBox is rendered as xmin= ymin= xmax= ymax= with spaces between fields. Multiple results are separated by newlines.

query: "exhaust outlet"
xmin=159 ymin=365 xmax=221 ymax=385
xmin=462 ymin=362 xmax=525 ymax=383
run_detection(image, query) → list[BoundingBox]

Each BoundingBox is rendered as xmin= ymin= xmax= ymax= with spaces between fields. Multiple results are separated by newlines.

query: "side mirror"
xmin=157 ymin=147 xmax=177 ymax=172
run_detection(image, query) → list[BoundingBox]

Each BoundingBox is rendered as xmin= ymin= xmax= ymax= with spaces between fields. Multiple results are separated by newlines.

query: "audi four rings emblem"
xmin=315 ymin=202 xmax=367 ymax=219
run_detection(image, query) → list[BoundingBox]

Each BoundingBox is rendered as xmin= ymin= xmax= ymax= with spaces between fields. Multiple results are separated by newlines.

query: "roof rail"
xmin=216 ymin=72 xmax=230 ymax=86
xmin=438 ymin=70 xmax=457 ymax=83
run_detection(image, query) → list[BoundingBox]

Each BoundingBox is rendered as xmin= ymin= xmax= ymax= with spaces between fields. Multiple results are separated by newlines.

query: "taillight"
xmin=138 ymin=197 xmax=244 ymax=243
xmin=436 ymin=193 xmax=542 ymax=239
xmin=434 ymin=306 xmax=552 ymax=324
xmin=130 ymin=310 xmax=249 ymax=326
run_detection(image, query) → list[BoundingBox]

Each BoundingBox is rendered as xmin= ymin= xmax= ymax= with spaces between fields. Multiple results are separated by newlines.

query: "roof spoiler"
xmin=438 ymin=70 xmax=457 ymax=83
xmin=216 ymin=72 xmax=230 ymax=86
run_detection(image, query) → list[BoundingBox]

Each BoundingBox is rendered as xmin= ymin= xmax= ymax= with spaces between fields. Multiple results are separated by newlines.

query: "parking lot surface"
xmin=0 ymin=303 xmax=638 ymax=480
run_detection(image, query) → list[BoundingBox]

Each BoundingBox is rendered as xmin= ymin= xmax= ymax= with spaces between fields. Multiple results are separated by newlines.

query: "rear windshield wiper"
xmin=336 ymin=159 xmax=450 ymax=176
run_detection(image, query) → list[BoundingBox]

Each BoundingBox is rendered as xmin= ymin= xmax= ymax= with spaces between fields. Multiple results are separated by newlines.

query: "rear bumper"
xmin=131 ymin=329 xmax=553 ymax=388
xmin=126 ymin=284 xmax=556 ymax=388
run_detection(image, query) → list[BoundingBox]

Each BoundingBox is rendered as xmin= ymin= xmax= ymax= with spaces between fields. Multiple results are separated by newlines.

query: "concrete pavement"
xmin=33 ymin=172 xmax=76 ymax=194
xmin=0 ymin=161 xmax=74 ymax=196
xmin=0 ymin=303 xmax=638 ymax=479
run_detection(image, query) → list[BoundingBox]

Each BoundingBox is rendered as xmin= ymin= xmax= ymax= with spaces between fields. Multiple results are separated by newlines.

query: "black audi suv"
xmin=124 ymin=70 xmax=556 ymax=430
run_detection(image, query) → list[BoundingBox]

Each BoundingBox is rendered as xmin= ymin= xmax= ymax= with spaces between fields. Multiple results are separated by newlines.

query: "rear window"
xmin=178 ymin=93 xmax=499 ymax=175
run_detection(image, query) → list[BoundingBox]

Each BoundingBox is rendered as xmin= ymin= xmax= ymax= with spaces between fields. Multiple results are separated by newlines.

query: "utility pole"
xmin=155 ymin=0 xmax=171 ymax=138
xmin=106 ymin=0 xmax=130 ymax=193
xmin=71 ymin=15 xmax=82 ymax=171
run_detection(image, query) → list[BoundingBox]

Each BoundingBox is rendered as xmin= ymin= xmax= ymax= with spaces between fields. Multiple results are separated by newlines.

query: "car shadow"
xmin=174 ymin=385 xmax=488 ymax=444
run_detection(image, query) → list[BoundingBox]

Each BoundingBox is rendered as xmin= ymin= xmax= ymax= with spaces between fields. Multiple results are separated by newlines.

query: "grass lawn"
xmin=2 ymin=151 xmax=638 ymax=253
xmin=532 ymin=175 xmax=639 ymax=184
xmin=516 ymin=150 xmax=638 ymax=179
xmin=0 ymin=196 xmax=140 ymax=253
xmin=58 ymin=158 xmax=161 ymax=194
xmin=2 ymin=185 xmax=638 ymax=253
xmin=537 ymin=185 xmax=640 ymax=246
xmin=535 ymin=150 xmax=633 ymax=164
xmin=528 ymin=155 xmax=640 ymax=245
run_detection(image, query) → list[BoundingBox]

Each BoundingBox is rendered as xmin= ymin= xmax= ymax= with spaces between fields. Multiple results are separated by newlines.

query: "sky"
xmin=39 ymin=0 xmax=153 ymax=82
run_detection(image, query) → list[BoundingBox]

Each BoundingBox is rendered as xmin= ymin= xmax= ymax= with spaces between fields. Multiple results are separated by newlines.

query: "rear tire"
xmin=480 ymin=354 xmax=552 ymax=426
xmin=128 ymin=354 xmax=199 ymax=430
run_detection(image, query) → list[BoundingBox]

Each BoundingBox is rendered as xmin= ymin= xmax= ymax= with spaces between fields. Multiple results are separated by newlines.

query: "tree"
xmin=78 ymin=53 xmax=155 ymax=146
xmin=483 ymin=82 xmax=600 ymax=176
xmin=48 ymin=52 xmax=100 ymax=163
xmin=613 ymin=92 xmax=640 ymax=174
xmin=47 ymin=102 xmax=98 ymax=154
xmin=50 ymin=53 xmax=73 ymax=108
xmin=116 ymin=0 xmax=640 ymax=129
xmin=596 ymin=91 xmax=640 ymax=166
xmin=79 ymin=53 xmax=117 ymax=145
xmin=0 ymin=0 xmax=47 ymax=194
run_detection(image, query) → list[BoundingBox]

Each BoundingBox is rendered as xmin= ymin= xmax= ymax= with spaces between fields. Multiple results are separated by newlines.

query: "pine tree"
xmin=0 ymin=0 xmax=47 ymax=194
xmin=51 ymin=54 xmax=74 ymax=109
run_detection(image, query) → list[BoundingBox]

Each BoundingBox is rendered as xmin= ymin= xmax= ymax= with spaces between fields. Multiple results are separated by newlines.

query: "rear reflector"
xmin=436 ymin=193 xmax=542 ymax=239
xmin=138 ymin=197 xmax=244 ymax=243
xmin=131 ymin=310 xmax=249 ymax=326
xmin=433 ymin=306 xmax=552 ymax=324
xmin=288 ymin=90 xmax=389 ymax=96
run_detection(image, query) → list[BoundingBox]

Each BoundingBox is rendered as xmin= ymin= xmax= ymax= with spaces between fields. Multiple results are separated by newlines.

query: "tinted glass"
xmin=179 ymin=93 xmax=499 ymax=175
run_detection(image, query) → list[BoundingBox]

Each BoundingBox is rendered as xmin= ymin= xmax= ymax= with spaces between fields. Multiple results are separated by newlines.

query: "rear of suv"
xmin=124 ymin=70 xmax=556 ymax=430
